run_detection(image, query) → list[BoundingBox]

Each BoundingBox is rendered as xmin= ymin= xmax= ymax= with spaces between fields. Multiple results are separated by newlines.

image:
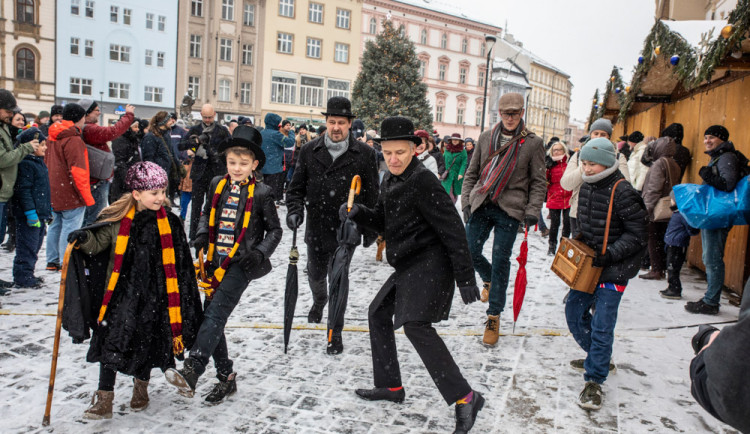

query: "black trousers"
xmin=647 ymin=221 xmax=669 ymax=273
xmin=369 ymin=285 xmax=471 ymax=404
xmin=548 ymin=208 xmax=570 ymax=248
xmin=189 ymin=174 xmax=210 ymax=241
xmin=569 ymin=217 xmax=579 ymax=239
xmin=307 ymin=245 xmax=352 ymax=334
xmin=666 ymin=245 xmax=687 ymax=292
xmin=98 ymin=364 xmax=151 ymax=391
xmin=264 ymin=172 xmax=285 ymax=202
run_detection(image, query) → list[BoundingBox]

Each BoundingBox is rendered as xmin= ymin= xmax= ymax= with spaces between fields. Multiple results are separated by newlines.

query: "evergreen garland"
xmin=352 ymin=19 xmax=433 ymax=131
xmin=598 ymin=66 xmax=625 ymax=119
xmin=587 ymin=89 xmax=600 ymax=129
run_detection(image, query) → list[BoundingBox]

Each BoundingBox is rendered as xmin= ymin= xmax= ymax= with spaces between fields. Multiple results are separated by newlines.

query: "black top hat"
xmin=373 ymin=116 xmax=421 ymax=145
xmin=219 ymin=125 xmax=266 ymax=171
xmin=321 ymin=96 xmax=355 ymax=118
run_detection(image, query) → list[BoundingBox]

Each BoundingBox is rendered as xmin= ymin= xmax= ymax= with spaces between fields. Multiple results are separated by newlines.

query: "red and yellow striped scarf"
xmin=200 ymin=175 xmax=255 ymax=297
xmin=97 ymin=206 xmax=185 ymax=355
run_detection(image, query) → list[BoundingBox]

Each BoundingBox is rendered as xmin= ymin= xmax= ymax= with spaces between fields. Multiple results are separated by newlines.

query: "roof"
xmin=662 ymin=19 xmax=727 ymax=49
xmin=391 ymin=0 xmax=501 ymax=30
xmin=514 ymin=44 xmax=570 ymax=78
xmin=491 ymin=58 xmax=530 ymax=88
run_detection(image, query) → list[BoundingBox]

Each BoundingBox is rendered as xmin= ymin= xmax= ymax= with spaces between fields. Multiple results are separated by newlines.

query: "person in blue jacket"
xmin=660 ymin=192 xmax=699 ymax=300
xmin=260 ymin=113 xmax=295 ymax=205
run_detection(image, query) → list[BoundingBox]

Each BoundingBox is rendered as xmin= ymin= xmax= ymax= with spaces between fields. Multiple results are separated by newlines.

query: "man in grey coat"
xmin=461 ymin=92 xmax=546 ymax=347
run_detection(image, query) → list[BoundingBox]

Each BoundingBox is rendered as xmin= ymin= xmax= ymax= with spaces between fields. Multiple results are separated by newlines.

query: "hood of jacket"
xmin=652 ymin=136 xmax=676 ymax=161
xmin=264 ymin=113 xmax=282 ymax=130
xmin=48 ymin=120 xmax=80 ymax=141
xmin=706 ymin=140 xmax=735 ymax=158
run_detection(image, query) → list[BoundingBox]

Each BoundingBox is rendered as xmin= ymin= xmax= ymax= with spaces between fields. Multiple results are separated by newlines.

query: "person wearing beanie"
xmin=43 ymin=103 xmax=94 ymax=272
xmin=64 ymin=161 xmax=203 ymax=420
xmin=686 ymin=125 xmax=743 ymax=315
xmin=588 ymin=118 xmax=613 ymax=138
xmin=566 ymin=136 xmax=646 ymax=411
xmin=37 ymin=111 xmax=50 ymax=125
xmin=110 ymin=119 xmax=143 ymax=203
xmin=545 ymin=141 xmax=572 ymax=256
xmin=40 ymin=105 xmax=64 ymax=137
xmin=660 ymin=122 xmax=691 ymax=178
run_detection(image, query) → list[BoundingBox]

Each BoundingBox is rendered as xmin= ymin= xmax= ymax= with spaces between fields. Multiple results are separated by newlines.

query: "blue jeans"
xmin=701 ymin=227 xmax=730 ymax=306
xmin=179 ymin=191 xmax=192 ymax=220
xmin=565 ymin=287 xmax=623 ymax=384
xmin=538 ymin=208 xmax=548 ymax=231
xmin=466 ymin=203 xmax=520 ymax=316
xmin=46 ymin=206 xmax=86 ymax=265
xmin=13 ymin=219 xmax=46 ymax=286
xmin=83 ymin=180 xmax=110 ymax=226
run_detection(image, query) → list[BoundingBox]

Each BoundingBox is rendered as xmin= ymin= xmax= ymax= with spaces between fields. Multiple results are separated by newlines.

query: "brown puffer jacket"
xmin=641 ymin=137 xmax=680 ymax=220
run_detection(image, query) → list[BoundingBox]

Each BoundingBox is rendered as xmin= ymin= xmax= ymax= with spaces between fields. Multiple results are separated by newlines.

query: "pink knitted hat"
xmin=125 ymin=161 xmax=168 ymax=191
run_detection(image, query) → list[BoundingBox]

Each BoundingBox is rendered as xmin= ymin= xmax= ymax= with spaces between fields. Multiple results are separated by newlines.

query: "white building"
xmin=488 ymin=57 xmax=530 ymax=126
xmin=56 ymin=0 xmax=178 ymax=124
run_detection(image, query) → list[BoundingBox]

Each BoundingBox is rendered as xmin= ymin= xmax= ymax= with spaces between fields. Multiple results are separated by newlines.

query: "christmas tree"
xmin=352 ymin=19 xmax=433 ymax=131
xmin=586 ymin=89 xmax=600 ymax=131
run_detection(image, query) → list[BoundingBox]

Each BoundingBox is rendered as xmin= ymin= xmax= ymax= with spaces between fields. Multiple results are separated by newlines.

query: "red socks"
xmin=456 ymin=391 xmax=474 ymax=405
xmin=388 ymin=386 xmax=403 ymax=392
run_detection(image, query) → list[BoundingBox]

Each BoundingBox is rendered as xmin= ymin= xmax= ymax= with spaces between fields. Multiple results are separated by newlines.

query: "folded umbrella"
xmin=283 ymin=228 xmax=299 ymax=354
xmin=512 ymin=226 xmax=529 ymax=334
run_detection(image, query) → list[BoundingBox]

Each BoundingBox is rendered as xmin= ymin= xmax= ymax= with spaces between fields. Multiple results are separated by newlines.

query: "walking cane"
xmin=42 ymin=242 xmax=75 ymax=426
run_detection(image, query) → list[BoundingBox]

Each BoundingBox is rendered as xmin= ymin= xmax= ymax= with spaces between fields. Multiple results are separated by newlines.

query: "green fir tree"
xmin=352 ymin=19 xmax=432 ymax=132
xmin=587 ymin=89 xmax=600 ymax=130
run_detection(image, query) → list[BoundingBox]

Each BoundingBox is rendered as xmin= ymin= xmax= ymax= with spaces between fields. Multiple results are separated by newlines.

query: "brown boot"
xmin=639 ymin=270 xmax=665 ymax=280
xmin=375 ymin=237 xmax=386 ymax=262
xmin=482 ymin=315 xmax=500 ymax=346
xmin=83 ymin=390 xmax=114 ymax=420
xmin=130 ymin=379 xmax=149 ymax=411
xmin=480 ymin=282 xmax=490 ymax=303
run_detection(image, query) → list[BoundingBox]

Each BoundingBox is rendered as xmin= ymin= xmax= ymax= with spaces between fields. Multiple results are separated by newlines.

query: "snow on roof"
xmin=662 ymin=19 xmax=727 ymax=49
xmin=492 ymin=72 xmax=530 ymax=89
xmin=392 ymin=0 xmax=501 ymax=30
xmin=513 ymin=44 xmax=570 ymax=78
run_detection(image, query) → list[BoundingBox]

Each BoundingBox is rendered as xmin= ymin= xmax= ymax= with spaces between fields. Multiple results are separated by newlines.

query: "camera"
xmin=691 ymin=324 xmax=719 ymax=354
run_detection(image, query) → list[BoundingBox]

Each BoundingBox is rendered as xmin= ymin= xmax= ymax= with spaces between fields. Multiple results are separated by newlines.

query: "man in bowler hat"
xmin=341 ymin=116 xmax=484 ymax=433
xmin=285 ymin=96 xmax=379 ymax=355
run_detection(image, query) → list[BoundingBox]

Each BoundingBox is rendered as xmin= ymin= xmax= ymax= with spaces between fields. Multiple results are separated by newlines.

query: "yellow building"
xmin=259 ymin=0 xmax=362 ymax=129
xmin=525 ymin=59 xmax=572 ymax=145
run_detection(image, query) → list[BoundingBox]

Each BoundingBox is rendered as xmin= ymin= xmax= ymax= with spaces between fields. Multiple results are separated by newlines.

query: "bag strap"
xmin=480 ymin=128 xmax=528 ymax=173
xmin=602 ymin=178 xmax=625 ymax=255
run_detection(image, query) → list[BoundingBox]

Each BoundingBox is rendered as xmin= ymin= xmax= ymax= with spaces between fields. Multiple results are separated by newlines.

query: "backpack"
xmin=735 ymin=150 xmax=750 ymax=178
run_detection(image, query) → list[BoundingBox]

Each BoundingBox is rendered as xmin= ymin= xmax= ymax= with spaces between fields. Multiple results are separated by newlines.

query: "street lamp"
xmin=542 ymin=107 xmax=549 ymax=144
xmin=480 ymin=34 xmax=497 ymax=134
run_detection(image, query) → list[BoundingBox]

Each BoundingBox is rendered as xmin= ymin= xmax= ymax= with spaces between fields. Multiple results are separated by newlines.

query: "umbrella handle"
xmin=347 ymin=175 xmax=362 ymax=212
xmin=524 ymin=226 xmax=529 ymax=239
xmin=292 ymin=227 xmax=297 ymax=248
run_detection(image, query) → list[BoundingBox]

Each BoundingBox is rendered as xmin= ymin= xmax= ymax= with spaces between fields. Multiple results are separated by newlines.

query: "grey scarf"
xmin=324 ymin=133 xmax=349 ymax=161
xmin=582 ymin=163 xmax=619 ymax=184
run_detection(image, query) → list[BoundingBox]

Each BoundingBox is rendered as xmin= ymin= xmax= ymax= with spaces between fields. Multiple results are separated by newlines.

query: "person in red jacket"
xmin=77 ymin=98 xmax=135 ymax=226
xmin=546 ymin=141 xmax=572 ymax=256
xmin=44 ymin=103 xmax=95 ymax=270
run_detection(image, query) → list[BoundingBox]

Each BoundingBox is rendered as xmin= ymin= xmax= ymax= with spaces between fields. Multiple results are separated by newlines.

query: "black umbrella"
xmin=283 ymin=228 xmax=299 ymax=354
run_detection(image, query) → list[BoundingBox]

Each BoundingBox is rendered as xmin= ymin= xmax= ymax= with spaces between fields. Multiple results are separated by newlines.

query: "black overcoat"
xmin=179 ymin=123 xmax=229 ymax=182
xmin=286 ymin=134 xmax=379 ymax=253
xmin=351 ymin=157 xmax=476 ymax=328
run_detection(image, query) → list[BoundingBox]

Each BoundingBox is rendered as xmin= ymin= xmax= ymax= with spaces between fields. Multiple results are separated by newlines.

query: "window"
xmin=109 ymin=5 xmax=118 ymax=22
xmin=475 ymin=108 xmax=482 ymax=126
xmin=459 ymin=67 xmax=466 ymax=84
xmin=189 ymin=35 xmax=202 ymax=58
xmin=240 ymin=82 xmax=251 ymax=104
xmin=243 ymin=3 xmax=254 ymax=26
xmin=481 ymin=42 xmax=486 ymax=57
xmin=279 ymin=0 xmax=293 ymax=17
xmin=327 ymin=79 xmax=349 ymax=99
xmin=277 ymin=32 xmax=293 ymax=54
xmin=457 ymin=108 xmax=464 ymax=125
xmin=218 ymin=79 xmax=231 ymax=101
xmin=478 ymin=69 xmax=485 ymax=86
xmin=85 ymin=0 xmax=94 ymax=18
xmin=222 ymin=0 xmax=234 ymax=20
xmin=334 ymin=43 xmax=349 ymax=63
xmin=85 ymin=40 xmax=93 ymax=57
xmin=336 ymin=8 xmax=350 ymax=29
xmin=123 ymin=8 xmax=131 ymax=24
xmin=300 ymin=76 xmax=324 ymax=107
xmin=15 ymin=48 xmax=35 ymax=80
xmin=109 ymin=44 xmax=130 ymax=62
xmin=108 ymin=82 xmax=130 ymax=99
xmin=144 ymin=86 xmax=163 ymax=103
xmin=192 ymin=0 xmax=203 ymax=17
xmin=70 ymin=37 xmax=80 ymax=55
xmin=271 ymin=74 xmax=296 ymax=104
xmin=435 ymin=106 xmax=443 ymax=123
xmin=188 ymin=76 xmax=200 ymax=99
xmin=308 ymin=3 xmax=322 ymax=23
xmin=438 ymin=64 xmax=446 ymax=81
xmin=420 ymin=29 xmax=427 ymax=45
xmin=306 ymin=38 xmax=321 ymax=59
xmin=242 ymin=44 xmax=253 ymax=65
xmin=441 ymin=33 xmax=447 ymax=49
xmin=158 ymin=15 xmax=166 ymax=31
xmin=145 ymin=49 xmax=153 ymax=66
xmin=399 ymin=25 xmax=406 ymax=37
xmin=71 ymin=0 xmax=80 ymax=15
xmin=369 ymin=18 xmax=376 ymax=34
xmin=462 ymin=38 xmax=467 ymax=53
xmin=146 ymin=13 xmax=153 ymax=29
xmin=220 ymin=38 xmax=233 ymax=61
xmin=418 ymin=60 xmax=426 ymax=78
xmin=70 ymin=77 xmax=92 ymax=95
xmin=157 ymin=52 xmax=165 ymax=67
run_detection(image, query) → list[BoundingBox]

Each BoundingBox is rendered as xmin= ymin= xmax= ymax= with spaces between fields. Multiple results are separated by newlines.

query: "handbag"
xmin=86 ymin=145 xmax=115 ymax=180
xmin=653 ymin=161 xmax=677 ymax=222
xmin=551 ymin=179 xmax=624 ymax=294
xmin=440 ymin=157 xmax=457 ymax=181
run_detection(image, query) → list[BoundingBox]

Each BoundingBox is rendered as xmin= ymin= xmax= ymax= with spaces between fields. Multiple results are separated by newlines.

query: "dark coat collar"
xmin=389 ymin=156 xmax=420 ymax=183
xmin=706 ymin=140 xmax=734 ymax=158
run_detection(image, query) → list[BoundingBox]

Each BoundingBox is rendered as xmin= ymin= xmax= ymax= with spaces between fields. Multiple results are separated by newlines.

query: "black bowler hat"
xmin=374 ymin=116 xmax=421 ymax=145
xmin=219 ymin=125 xmax=266 ymax=171
xmin=321 ymin=96 xmax=355 ymax=118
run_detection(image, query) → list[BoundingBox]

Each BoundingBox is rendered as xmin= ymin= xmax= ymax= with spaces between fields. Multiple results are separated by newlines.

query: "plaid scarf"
xmin=478 ymin=121 xmax=528 ymax=202
xmin=98 ymin=206 xmax=185 ymax=355
xmin=201 ymin=175 xmax=255 ymax=297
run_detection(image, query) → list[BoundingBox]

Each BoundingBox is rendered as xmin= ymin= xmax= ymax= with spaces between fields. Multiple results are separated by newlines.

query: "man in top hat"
xmin=341 ymin=116 xmax=484 ymax=434
xmin=286 ymin=96 xmax=379 ymax=355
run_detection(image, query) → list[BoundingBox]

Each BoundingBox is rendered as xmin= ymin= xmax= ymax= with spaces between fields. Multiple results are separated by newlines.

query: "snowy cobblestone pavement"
xmin=0 ymin=205 xmax=741 ymax=433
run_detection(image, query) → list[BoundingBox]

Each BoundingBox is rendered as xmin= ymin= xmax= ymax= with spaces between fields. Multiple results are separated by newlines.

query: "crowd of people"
xmin=0 ymin=87 xmax=748 ymax=433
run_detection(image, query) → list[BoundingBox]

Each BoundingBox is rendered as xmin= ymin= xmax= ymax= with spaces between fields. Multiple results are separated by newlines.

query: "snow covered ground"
xmin=0 ymin=203 xmax=741 ymax=433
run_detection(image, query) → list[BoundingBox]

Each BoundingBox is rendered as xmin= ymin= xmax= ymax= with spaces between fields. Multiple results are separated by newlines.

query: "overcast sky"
xmin=463 ymin=0 xmax=656 ymax=122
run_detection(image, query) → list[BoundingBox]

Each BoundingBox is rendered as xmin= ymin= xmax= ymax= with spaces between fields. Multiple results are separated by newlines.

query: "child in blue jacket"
xmin=660 ymin=192 xmax=699 ymax=299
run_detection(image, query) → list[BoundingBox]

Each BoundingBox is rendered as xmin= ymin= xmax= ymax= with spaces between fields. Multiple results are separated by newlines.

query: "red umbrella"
xmin=512 ymin=226 xmax=529 ymax=333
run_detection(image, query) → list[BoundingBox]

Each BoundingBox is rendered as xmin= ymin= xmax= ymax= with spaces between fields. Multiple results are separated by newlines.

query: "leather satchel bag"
xmin=653 ymin=162 xmax=676 ymax=222
xmin=551 ymin=179 xmax=624 ymax=294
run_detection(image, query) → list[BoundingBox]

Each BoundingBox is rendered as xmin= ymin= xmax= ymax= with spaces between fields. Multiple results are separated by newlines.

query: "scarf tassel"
xmin=172 ymin=335 xmax=185 ymax=355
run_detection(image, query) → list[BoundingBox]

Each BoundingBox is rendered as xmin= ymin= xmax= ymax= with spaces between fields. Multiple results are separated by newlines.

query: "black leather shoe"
xmin=204 ymin=372 xmax=237 ymax=404
xmin=454 ymin=391 xmax=485 ymax=433
xmin=0 ymin=279 xmax=13 ymax=289
xmin=355 ymin=387 xmax=405 ymax=403
xmin=327 ymin=332 xmax=343 ymax=355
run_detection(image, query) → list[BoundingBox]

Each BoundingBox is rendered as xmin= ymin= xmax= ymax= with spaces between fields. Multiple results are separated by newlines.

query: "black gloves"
xmin=286 ymin=213 xmax=303 ymax=230
xmin=592 ymin=251 xmax=612 ymax=268
xmin=241 ymin=250 xmax=265 ymax=270
xmin=523 ymin=215 xmax=538 ymax=229
xmin=459 ymin=285 xmax=481 ymax=304
xmin=698 ymin=166 xmax=717 ymax=183
xmin=193 ymin=234 xmax=208 ymax=257
xmin=463 ymin=206 xmax=471 ymax=224
xmin=67 ymin=229 xmax=89 ymax=245
xmin=339 ymin=203 xmax=360 ymax=222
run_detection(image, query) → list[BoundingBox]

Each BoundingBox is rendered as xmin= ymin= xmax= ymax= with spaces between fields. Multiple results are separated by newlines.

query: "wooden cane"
xmin=347 ymin=175 xmax=362 ymax=212
xmin=42 ymin=242 xmax=76 ymax=426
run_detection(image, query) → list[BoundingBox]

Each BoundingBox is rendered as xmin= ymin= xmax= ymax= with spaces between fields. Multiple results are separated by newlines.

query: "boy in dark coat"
xmin=660 ymin=193 xmax=699 ymax=300
xmin=341 ymin=117 xmax=484 ymax=434
xmin=565 ymin=138 xmax=647 ymax=411
xmin=167 ymin=125 xmax=282 ymax=403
